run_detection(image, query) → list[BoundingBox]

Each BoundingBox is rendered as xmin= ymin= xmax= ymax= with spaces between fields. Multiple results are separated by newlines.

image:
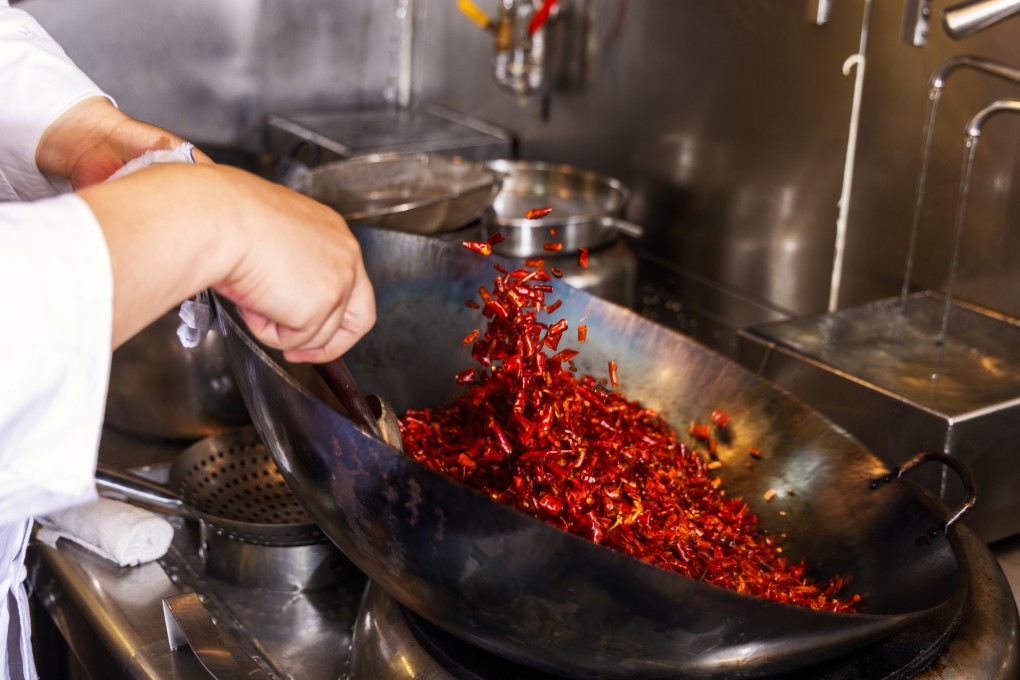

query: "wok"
xmin=214 ymin=229 xmax=970 ymax=679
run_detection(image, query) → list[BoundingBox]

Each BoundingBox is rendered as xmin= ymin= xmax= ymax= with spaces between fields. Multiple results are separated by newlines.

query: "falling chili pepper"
xmin=689 ymin=422 xmax=711 ymax=440
xmin=526 ymin=206 xmax=554 ymax=220
xmin=578 ymin=324 xmax=587 ymax=342
xmin=463 ymin=240 xmax=492 ymax=256
xmin=543 ymin=242 xmax=564 ymax=252
xmin=578 ymin=248 xmax=589 ymax=268
xmin=710 ymin=408 xmax=731 ymax=428
xmin=608 ymin=360 xmax=618 ymax=388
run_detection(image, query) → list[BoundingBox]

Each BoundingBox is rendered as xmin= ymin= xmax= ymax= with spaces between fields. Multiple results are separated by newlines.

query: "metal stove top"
xmin=25 ymin=426 xmax=1020 ymax=680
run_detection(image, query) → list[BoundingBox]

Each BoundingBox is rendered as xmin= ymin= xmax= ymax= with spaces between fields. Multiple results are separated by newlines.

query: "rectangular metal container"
xmin=738 ymin=292 xmax=1020 ymax=543
xmin=264 ymin=103 xmax=512 ymax=164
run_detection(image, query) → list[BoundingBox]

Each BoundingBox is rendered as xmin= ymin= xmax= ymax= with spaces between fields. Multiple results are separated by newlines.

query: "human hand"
xmin=36 ymin=96 xmax=213 ymax=189
xmin=211 ymin=167 xmax=377 ymax=362
xmin=78 ymin=163 xmax=375 ymax=362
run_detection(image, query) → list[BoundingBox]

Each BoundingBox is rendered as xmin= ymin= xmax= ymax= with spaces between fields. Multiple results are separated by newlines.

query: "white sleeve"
xmin=0 ymin=193 xmax=113 ymax=524
xmin=0 ymin=6 xmax=114 ymax=200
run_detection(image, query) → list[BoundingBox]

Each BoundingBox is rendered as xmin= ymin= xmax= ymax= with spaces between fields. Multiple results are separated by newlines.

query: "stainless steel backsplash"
xmin=21 ymin=0 xmax=1020 ymax=322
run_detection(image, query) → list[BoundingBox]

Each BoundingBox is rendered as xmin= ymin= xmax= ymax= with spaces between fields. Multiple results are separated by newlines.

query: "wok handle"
xmin=314 ymin=358 xmax=384 ymax=440
xmin=872 ymin=451 xmax=977 ymax=536
xmin=599 ymin=216 xmax=644 ymax=240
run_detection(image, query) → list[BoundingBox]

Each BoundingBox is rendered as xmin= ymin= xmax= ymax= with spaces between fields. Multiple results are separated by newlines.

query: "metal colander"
xmin=167 ymin=427 xmax=325 ymax=546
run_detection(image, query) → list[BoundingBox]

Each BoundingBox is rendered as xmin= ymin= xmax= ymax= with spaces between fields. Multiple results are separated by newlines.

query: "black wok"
xmin=214 ymin=229 xmax=970 ymax=679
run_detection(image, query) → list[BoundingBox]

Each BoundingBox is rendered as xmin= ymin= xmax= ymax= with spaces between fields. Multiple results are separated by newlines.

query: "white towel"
xmin=35 ymin=497 xmax=174 ymax=567
xmin=105 ymin=142 xmax=213 ymax=348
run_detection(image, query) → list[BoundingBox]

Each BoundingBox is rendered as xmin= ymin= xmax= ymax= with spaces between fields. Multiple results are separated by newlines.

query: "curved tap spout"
xmin=942 ymin=0 xmax=1020 ymax=39
xmin=930 ymin=55 xmax=1020 ymax=90
xmin=966 ymin=98 xmax=1020 ymax=137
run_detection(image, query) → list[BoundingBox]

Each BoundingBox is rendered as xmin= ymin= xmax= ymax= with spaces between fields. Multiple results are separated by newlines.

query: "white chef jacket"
xmin=0 ymin=5 xmax=114 ymax=679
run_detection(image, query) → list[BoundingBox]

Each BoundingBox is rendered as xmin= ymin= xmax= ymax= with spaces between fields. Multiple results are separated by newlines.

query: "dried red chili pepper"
xmin=579 ymin=248 xmax=589 ymax=268
xmin=398 ymin=247 xmax=859 ymax=614
xmin=608 ymin=360 xmax=618 ymax=388
xmin=689 ymin=422 xmax=711 ymax=440
xmin=578 ymin=324 xmax=587 ymax=342
xmin=526 ymin=206 xmax=554 ymax=220
xmin=543 ymin=242 xmax=564 ymax=252
xmin=462 ymin=329 xmax=480 ymax=345
xmin=710 ymin=408 xmax=731 ymax=428
xmin=463 ymin=240 xmax=492 ymax=256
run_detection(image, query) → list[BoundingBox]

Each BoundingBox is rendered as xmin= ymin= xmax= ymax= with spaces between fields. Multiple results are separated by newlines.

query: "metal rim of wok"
xmin=212 ymin=228 xmax=971 ymax=679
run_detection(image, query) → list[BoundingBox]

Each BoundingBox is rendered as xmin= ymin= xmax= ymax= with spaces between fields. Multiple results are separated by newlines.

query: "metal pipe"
xmin=942 ymin=0 xmax=1020 ymax=39
xmin=966 ymin=98 xmax=1020 ymax=137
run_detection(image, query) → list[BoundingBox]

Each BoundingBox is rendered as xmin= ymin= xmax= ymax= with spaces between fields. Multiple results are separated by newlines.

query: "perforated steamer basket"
xmin=96 ymin=427 xmax=353 ymax=592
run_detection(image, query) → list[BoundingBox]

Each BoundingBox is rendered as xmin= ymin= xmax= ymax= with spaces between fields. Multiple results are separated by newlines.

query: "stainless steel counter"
xmin=27 ymin=426 xmax=363 ymax=679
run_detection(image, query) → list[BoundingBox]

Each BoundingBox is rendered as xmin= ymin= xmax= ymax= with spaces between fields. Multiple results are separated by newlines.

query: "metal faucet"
xmin=942 ymin=0 xmax=1020 ymax=39
xmin=901 ymin=0 xmax=1020 ymax=45
xmin=965 ymin=98 xmax=1020 ymax=137
xmin=929 ymin=55 xmax=1020 ymax=91
xmin=492 ymin=0 xmax=557 ymax=100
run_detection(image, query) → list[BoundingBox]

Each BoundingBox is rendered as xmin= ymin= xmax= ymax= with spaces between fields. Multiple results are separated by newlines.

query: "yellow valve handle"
xmin=457 ymin=0 xmax=492 ymax=30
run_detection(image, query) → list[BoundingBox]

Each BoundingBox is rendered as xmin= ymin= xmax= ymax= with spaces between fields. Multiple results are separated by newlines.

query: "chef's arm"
xmin=36 ymin=96 xmax=214 ymax=189
xmin=77 ymin=162 xmax=376 ymax=363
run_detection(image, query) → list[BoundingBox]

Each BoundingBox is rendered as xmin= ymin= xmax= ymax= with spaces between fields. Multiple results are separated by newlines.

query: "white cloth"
xmin=0 ymin=5 xmax=115 ymax=679
xmin=36 ymin=498 xmax=174 ymax=567
xmin=99 ymin=142 xmax=211 ymax=349
xmin=106 ymin=143 xmax=196 ymax=182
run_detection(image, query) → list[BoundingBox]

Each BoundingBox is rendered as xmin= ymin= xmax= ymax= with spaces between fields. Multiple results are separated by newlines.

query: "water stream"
xmin=939 ymin=135 xmax=981 ymax=350
xmin=898 ymin=63 xmax=1020 ymax=400
xmin=900 ymin=85 xmax=943 ymax=309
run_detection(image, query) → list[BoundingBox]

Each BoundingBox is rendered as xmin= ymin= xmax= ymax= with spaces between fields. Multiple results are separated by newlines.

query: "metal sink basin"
xmin=739 ymin=291 xmax=1020 ymax=542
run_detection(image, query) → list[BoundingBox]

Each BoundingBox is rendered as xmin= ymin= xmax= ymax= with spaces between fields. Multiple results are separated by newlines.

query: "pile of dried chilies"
xmin=399 ymin=234 xmax=859 ymax=613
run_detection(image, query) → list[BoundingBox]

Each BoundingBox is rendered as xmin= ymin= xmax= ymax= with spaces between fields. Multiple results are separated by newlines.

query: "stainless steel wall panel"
xmin=420 ymin=1 xmax=866 ymax=318
xmin=20 ymin=0 xmax=395 ymax=148
xmin=16 ymin=0 xmax=1020 ymax=324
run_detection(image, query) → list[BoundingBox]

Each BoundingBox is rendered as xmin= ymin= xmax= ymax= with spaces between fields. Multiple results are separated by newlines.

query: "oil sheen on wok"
xmin=398 ymin=232 xmax=859 ymax=613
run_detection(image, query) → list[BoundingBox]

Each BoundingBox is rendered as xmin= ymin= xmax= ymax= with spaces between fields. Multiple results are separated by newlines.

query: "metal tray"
xmin=739 ymin=291 xmax=1020 ymax=542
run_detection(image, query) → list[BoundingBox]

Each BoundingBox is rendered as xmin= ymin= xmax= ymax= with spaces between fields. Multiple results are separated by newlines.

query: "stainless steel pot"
xmin=105 ymin=308 xmax=249 ymax=440
xmin=481 ymin=159 xmax=643 ymax=257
